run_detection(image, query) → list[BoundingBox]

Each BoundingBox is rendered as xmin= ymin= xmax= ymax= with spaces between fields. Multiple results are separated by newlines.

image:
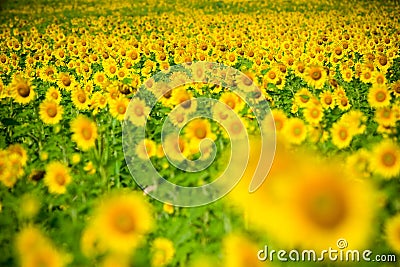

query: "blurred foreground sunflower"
xmin=91 ymin=191 xmax=153 ymax=254
xmin=70 ymin=115 xmax=98 ymax=151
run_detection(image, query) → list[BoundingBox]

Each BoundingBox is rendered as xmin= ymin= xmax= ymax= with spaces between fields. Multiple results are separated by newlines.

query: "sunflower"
xmin=7 ymin=144 xmax=27 ymax=167
xmin=341 ymin=68 xmax=353 ymax=82
xmin=93 ymin=71 xmax=107 ymax=87
xmin=92 ymin=192 xmax=153 ymax=254
xmin=70 ymin=115 xmax=98 ymax=151
xmin=80 ymin=226 xmax=106 ymax=258
xmin=155 ymin=51 xmax=168 ymax=63
xmin=44 ymin=161 xmax=72 ymax=194
xmin=126 ymin=98 xmax=150 ymax=126
xmin=294 ymin=60 xmax=306 ymax=77
xmin=162 ymin=133 xmax=191 ymax=162
xmin=10 ymin=75 xmax=35 ymax=104
xmin=20 ymin=242 xmax=65 ymax=267
xmin=212 ymin=102 xmax=235 ymax=123
xmin=226 ymin=51 xmax=238 ymax=66
xmin=375 ymin=107 xmax=397 ymax=127
xmin=271 ymin=109 xmax=287 ymax=133
xmin=359 ymin=68 xmax=374 ymax=83
xmin=184 ymin=118 xmax=216 ymax=146
xmin=390 ymin=81 xmax=400 ymax=97
xmin=319 ymin=90 xmax=335 ymax=109
xmin=330 ymin=122 xmax=353 ymax=149
xmin=15 ymin=226 xmax=48 ymax=256
xmin=91 ymin=91 xmax=108 ymax=114
xmin=160 ymin=61 xmax=171 ymax=72
xmin=127 ymin=49 xmax=141 ymax=64
xmin=219 ymin=91 xmax=245 ymax=113
xmin=107 ymin=85 xmax=121 ymax=100
xmin=109 ymin=97 xmax=129 ymax=121
xmin=341 ymin=110 xmax=366 ymax=135
xmin=264 ymin=68 xmax=280 ymax=85
xmin=304 ymin=65 xmax=326 ymax=89
xmin=45 ymin=87 xmax=62 ymax=103
xmin=375 ymin=53 xmax=390 ymax=72
xmin=373 ymin=71 xmax=386 ymax=86
xmin=39 ymin=100 xmax=63 ymax=125
xmin=151 ymin=238 xmax=175 ymax=267
xmin=190 ymin=63 xmax=207 ymax=82
xmin=104 ymin=59 xmax=118 ymax=78
xmin=294 ymin=88 xmax=313 ymax=108
xmin=40 ymin=66 xmax=57 ymax=82
xmin=336 ymin=96 xmax=351 ymax=111
xmin=385 ymin=214 xmax=400 ymax=253
xmin=369 ymin=140 xmax=400 ymax=179
xmin=135 ymin=138 xmax=157 ymax=160
xmin=57 ymin=73 xmax=74 ymax=91
xmin=368 ymin=85 xmax=391 ymax=108
xmin=82 ymin=80 xmax=94 ymax=94
xmin=286 ymin=163 xmax=377 ymax=251
xmin=71 ymin=88 xmax=89 ymax=110
xmin=170 ymin=87 xmax=196 ymax=112
xmin=8 ymin=152 xmax=24 ymax=179
xmin=283 ymin=118 xmax=307 ymax=145
xmin=345 ymin=149 xmax=371 ymax=179
xmin=304 ymin=103 xmax=324 ymax=125
xmin=221 ymin=116 xmax=248 ymax=141
xmin=236 ymin=71 xmax=256 ymax=91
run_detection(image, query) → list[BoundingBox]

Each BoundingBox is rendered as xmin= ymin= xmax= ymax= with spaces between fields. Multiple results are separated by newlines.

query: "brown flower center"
xmin=298 ymin=65 xmax=305 ymax=73
xmin=311 ymin=69 xmax=322 ymax=80
xmin=181 ymin=100 xmax=192 ymax=109
xmin=78 ymin=94 xmax=86 ymax=103
xmin=114 ymin=213 xmax=135 ymax=233
xmin=305 ymin=188 xmax=347 ymax=230
xmin=46 ymin=69 xmax=54 ymax=76
xmin=62 ymin=76 xmax=71 ymax=86
xmin=81 ymin=127 xmax=92 ymax=140
xmin=134 ymin=106 xmax=144 ymax=116
xmin=379 ymin=56 xmax=387 ymax=66
xmin=17 ymin=84 xmax=30 ymax=97
xmin=382 ymin=152 xmax=396 ymax=167
xmin=55 ymin=173 xmax=66 ymax=186
xmin=117 ymin=104 xmax=126 ymax=114
xmin=268 ymin=72 xmax=276 ymax=79
xmin=47 ymin=106 xmax=57 ymax=118
xmin=375 ymin=91 xmax=386 ymax=102
xmin=394 ymin=84 xmax=400 ymax=94
xmin=311 ymin=109 xmax=319 ymax=118
xmin=243 ymin=76 xmax=253 ymax=86
xmin=195 ymin=127 xmax=207 ymax=139
xmin=339 ymin=129 xmax=348 ymax=140
xmin=293 ymin=126 xmax=302 ymax=136
xmin=324 ymin=96 xmax=332 ymax=105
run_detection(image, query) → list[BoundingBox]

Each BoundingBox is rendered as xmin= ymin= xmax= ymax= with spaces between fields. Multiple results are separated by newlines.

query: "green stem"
xmin=112 ymin=118 xmax=121 ymax=188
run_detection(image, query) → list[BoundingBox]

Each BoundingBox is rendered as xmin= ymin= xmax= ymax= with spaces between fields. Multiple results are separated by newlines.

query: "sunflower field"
xmin=1 ymin=0 xmax=400 ymax=266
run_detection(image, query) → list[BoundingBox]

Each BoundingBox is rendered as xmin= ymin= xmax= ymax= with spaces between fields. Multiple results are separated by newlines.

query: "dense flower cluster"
xmin=0 ymin=0 xmax=399 ymax=266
